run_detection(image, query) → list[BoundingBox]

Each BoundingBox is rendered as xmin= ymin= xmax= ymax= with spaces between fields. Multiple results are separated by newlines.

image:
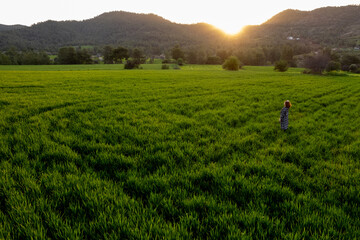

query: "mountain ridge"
xmin=0 ymin=11 xmax=228 ymax=53
xmin=0 ymin=5 xmax=359 ymax=52
xmin=0 ymin=24 xmax=27 ymax=32
xmin=239 ymin=5 xmax=360 ymax=47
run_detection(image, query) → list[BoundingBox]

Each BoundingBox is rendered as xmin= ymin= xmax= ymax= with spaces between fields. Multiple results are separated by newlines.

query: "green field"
xmin=0 ymin=65 xmax=359 ymax=239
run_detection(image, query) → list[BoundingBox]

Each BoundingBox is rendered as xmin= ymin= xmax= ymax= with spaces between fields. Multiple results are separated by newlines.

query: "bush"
xmin=303 ymin=54 xmax=330 ymax=74
xmin=124 ymin=59 xmax=140 ymax=69
xmin=274 ymin=60 xmax=289 ymax=72
xmin=349 ymin=64 xmax=359 ymax=73
xmin=161 ymin=64 xmax=170 ymax=70
xmin=177 ymin=58 xmax=184 ymax=66
xmin=326 ymin=61 xmax=341 ymax=72
xmin=302 ymin=69 xmax=312 ymax=74
xmin=0 ymin=53 xmax=11 ymax=65
xmin=162 ymin=59 xmax=174 ymax=64
xmin=341 ymin=54 xmax=360 ymax=67
xmin=222 ymin=56 xmax=242 ymax=71
xmin=325 ymin=71 xmax=348 ymax=76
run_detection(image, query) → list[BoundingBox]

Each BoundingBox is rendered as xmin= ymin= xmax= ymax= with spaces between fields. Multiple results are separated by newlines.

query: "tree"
xmin=206 ymin=56 xmax=222 ymax=65
xmin=171 ymin=45 xmax=184 ymax=61
xmin=268 ymin=47 xmax=281 ymax=64
xmin=5 ymin=47 xmax=20 ymax=64
xmin=57 ymin=47 xmax=93 ymax=64
xmin=113 ymin=46 xmax=129 ymax=63
xmin=76 ymin=49 xmax=93 ymax=64
xmin=103 ymin=46 xmax=114 ymax=64
xmin=274 ymin=60 xmax=289 ymax=72
xmin=20 ymin=51 xmax=50 ymax=65
xmin=124 ymin=59 xmax=140 ymax=69
xmin=161 ymin=64 xmax=170 ymax=69
xmin=177 ymin=58 xmax=184 ymax=66
xmin=58 ymin=47 xmax=77 ymax=64
xmin=0 ymin=52 xmax=12 ymax=65
xmin=236 ymin=49 xmax=266 ymax=66
xmin=222 ymin=56 xmax=242 ymax=71
xmin=341 ymin=54 xmax=360 ymax=70
xmin=325 ymin=61 xmax=341 ymax=72
xmin=281 ymin=45 xmax=295 ymax=66
xmin=132 ymin=48 xmax=145 ymax=65
xmin=197 ymin=50 xmax=207 ymax=64
xmin=303 ymin=54 xmax=330 ymax=74
xmin=254 ymin=51 xmax=266 ymax=66
xmin=216 ymin=50 xmax=231 ymax=63
xmin=349 ymin=64 xmax=359 ymax=73
xmin=186 ymin=50 xmax=198 ymax=64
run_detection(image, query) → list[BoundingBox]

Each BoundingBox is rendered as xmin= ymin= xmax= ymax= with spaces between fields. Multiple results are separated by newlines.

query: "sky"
xmin=1 ymin=0 xmax=359 ymax=34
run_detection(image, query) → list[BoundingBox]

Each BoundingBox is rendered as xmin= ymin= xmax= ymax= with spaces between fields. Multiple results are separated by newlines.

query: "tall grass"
xmin=0 ymin=65 xmax=359 ymax=239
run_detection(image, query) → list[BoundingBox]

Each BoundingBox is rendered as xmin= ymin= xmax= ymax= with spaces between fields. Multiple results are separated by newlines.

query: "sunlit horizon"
xmin=1 ymin=0 xmax=359 ymax=35
xmin=213 ymin=24 xmax=246 ymax=35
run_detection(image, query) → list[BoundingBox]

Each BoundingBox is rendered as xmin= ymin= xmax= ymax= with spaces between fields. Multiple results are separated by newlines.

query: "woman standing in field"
xmin=279 ymin=100 xmax=291 ymax=131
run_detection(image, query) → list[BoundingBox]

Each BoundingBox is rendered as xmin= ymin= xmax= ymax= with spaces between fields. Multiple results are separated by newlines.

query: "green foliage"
xmin=76 ymin=49 xmax=93 ymax=64
xmin=0 ymin=65 xmax=360 ymax=239
xmin=112 ymin=46 xmax=129 ymax=63
xmin=341 ymin=54 xmax=360 ymax=69
xmin=177 ymin=58 xmax=184 ymax=66
xmin=216 ymin=49 xmax=231 ymax=63
xmin=57 ymin=47 xmax=92 ymax=65
xmin=304 ymin=54 xmax=330 ymax=74
xmin=171 ymin=45 xmax=185 ymax=61
xmin=103 ymin=46 xmax=114 ymax=64
xmin=162 ymin=59 xmax=173 ymax=64
xmin=0 ymin=52 xmax=11 ymax=65
xmin=161 ymin=64 xmax=169 ymax=69
xmin=274 ymin=60 xmax=289 ymax=72
xmin=281 ymin=45 xmax=294 ymax=62
xmin=132 ymin=48 xmax=146 ymax=64
xmin=172 ymin=64 xmax=181 ymax=70
xmin=326 ymin=61 xmax=341 ymax=72
xmin=58 ymin=47 xmax=77 ymax=64
xmin=0 ymin=48 xmax=50 ymax=65
xmin=324 ymin=70 xmax=348 ymax=76
xmin=124 ymin=59 xmax=140 ymax=69
xmin=236 ymin=49 xmax=267 ymax=66
xmin=349 ymin=64 xmax=359 ymax=73
xmin=222 ymin=56 xmax=242 ymax=71
xmin=206 ymin=56 xmax=222 ymax=65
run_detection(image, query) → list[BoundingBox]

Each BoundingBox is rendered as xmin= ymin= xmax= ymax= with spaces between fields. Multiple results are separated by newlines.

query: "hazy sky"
xmin=1 ymin=0 xmax=359 ymax=34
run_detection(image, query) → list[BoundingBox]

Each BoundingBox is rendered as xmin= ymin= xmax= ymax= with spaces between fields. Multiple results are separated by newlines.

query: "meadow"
xmin=0 ymin=64 xmax=359 ymax=239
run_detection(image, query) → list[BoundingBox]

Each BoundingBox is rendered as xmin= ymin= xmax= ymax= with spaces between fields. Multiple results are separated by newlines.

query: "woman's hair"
xmin=284 ymin=100 xmax=292 ymax=108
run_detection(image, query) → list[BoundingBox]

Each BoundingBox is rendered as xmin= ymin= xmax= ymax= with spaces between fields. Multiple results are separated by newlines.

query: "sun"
xmin=214 ymin=23 xmax=245 ymax=35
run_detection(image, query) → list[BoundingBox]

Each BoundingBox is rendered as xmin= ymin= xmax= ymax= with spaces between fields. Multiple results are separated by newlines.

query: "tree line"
xmin=1 ymin=44 xmax=359 ymax=74
xmin=0 ymin=42 xmax=307 ymax=66
xmin=0 ymin=48 xmax=50 ymax=65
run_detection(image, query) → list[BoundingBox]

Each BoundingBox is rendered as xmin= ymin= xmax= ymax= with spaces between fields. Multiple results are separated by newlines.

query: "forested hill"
xmin=264 ymin=5 xmax=360 ymax=26
xmin=1 ymin=5 xmax=359 ymax=52
xmin=0 ymin=11 xmax=228 ymax=53
xmin=0 ymin=24 xmax=27 ymax=32
xmin=239 ymin=5 xmax=360 ymax=47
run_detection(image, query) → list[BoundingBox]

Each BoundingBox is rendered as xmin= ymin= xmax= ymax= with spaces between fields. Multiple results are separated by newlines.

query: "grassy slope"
xmin=0 ymin=65 xmax=359 ymax=239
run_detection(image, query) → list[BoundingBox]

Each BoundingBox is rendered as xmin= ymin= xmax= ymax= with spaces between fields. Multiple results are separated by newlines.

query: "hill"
xmin=0 ymin=5 xmax=359 ymax=53
xmin=239 ymin=5 xmax=360 ymax=47
xmin=0 ymin=11 xmax=228 ymax=53
xmin=0 ymin=24 xmax=27 ymax=32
